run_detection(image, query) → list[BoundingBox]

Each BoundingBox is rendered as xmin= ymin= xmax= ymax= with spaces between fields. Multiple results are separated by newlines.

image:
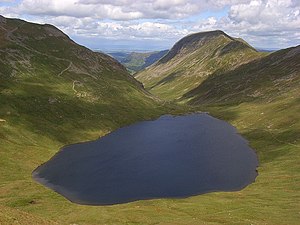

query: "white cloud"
xmin=1 ymin=0 xmax=230 ymax=20
xmin=190 ymin=0 xmax=300 ymax=48
xmin=38 ymin=16 xmax=188 ymax=42
xmin=0 ymin=0 xmax=299 ymax=49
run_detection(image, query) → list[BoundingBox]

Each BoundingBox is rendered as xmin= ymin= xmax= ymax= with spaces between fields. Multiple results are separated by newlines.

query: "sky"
xmin=0 ymin=0 xmax=299 ymax=51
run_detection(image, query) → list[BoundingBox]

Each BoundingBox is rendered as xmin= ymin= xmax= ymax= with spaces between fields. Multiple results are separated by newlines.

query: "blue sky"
xmin=1 ymin=0 xmax=299 ymax=51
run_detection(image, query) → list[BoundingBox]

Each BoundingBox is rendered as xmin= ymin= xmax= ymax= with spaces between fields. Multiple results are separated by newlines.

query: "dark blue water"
xmin=33 ymin=113 xmax=258 ymax=205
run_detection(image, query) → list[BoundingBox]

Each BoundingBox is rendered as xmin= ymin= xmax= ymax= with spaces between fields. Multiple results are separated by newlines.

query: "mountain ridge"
xmin=136 ymin=30 xmax=264 ymax=100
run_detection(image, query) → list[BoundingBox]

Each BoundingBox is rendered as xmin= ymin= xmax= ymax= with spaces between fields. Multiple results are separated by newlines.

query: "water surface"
xmin=33 ymin=113 xmax=258 ymax=205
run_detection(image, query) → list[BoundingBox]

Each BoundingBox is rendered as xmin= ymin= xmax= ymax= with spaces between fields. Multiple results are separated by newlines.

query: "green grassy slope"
xmin=184 ymin=45 xmax=300 ymax=105
xmin=0 ymin=15 xmax=168 ymax=127
xmin=136 ymin=30 xmax=265 ymax=100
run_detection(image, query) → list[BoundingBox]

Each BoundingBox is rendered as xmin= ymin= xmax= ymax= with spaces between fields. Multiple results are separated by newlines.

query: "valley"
xmin=107 ymin=50 xmax=168 ymax=74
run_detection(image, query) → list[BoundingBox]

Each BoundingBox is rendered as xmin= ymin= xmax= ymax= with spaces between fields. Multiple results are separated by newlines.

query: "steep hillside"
xmin=184 ymin=45 xmax=300 ymax=105
xmin=136 ymin=30 xmax=264 ymax=100
xmin=109 ymin=50 xmax=168 ymax=73
xmin=0 ymin=15 xmax=166 ymax=132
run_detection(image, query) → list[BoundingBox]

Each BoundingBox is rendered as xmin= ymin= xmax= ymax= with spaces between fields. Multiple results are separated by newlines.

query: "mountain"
xmin=0 ymin=15 xmax=167 ymax=129
xmin=136 ymin=30 xmax=265 ymax=100
xmin=108 ymin=50 xmax=168 ymax=73
xmin=0 ymin=16 xmax=176 ymax=224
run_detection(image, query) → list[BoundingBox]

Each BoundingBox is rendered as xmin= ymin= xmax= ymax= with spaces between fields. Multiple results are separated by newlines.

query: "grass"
xmin=1 ymin=97 xmax=299 ymax=225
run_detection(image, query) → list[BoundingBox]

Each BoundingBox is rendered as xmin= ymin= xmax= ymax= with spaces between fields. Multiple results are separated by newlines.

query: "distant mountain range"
xmin=108 ymin=50 xmax=168 ymax=73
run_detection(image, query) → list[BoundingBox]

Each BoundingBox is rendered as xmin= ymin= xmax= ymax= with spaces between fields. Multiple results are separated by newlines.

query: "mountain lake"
xmin=33 ymin=113 xmax=258 ymax=205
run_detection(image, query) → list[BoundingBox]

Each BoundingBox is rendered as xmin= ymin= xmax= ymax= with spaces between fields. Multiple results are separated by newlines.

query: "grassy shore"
xmin=1 ymin=92 xmax=299 ymax=224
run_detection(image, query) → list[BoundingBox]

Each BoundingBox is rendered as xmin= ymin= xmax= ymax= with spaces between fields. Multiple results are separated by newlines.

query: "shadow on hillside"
xmin=150 ymin=71 xmax=182 ymax=89
xmin=182 ymin=45 xmax=300 ymax=105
